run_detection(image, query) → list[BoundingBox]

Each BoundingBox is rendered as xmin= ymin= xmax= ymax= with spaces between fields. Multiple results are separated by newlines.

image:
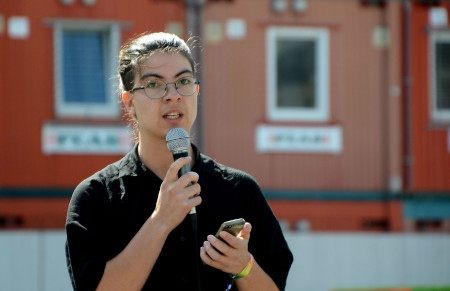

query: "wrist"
xmin=231 ymin=253 xmax=254 ymax=280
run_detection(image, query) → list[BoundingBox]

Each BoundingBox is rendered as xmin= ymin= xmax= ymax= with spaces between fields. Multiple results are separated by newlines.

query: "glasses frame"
xmin=130 ymin=77 xmax=200 ymax=99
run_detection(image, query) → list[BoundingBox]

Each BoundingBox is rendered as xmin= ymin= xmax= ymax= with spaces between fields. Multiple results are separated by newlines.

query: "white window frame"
xmin=430 ymin=30 xmax=450 ymax=122
xmin=50 ymin=19 xmax=121 ymax=119
xmin=266 ymin=26 xmax=330 ymax=122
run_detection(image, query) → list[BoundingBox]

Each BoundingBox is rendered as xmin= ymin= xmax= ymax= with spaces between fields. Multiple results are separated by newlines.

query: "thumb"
xmin=239 ymin=222 xmax=252 ymax=240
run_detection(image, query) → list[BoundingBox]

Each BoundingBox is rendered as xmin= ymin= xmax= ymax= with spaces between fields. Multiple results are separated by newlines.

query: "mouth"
xmin=164 ymin=112 xmax=183 ymax=119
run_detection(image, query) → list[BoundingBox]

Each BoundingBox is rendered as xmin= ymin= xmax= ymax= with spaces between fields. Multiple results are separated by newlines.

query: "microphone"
xmin=166 ymin=128 xmax=201 ymax=291
xmin=166 ymin=128 xmax=197 ymax=220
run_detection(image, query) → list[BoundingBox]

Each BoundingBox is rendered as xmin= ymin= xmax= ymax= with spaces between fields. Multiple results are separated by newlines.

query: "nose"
xmin=162 ymin=82 xmax=181 ymax=101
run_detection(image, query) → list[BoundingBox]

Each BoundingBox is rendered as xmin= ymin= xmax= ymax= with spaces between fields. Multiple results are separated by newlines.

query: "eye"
xmin=177 ymin=77 xmax=193 ymax=86
xmin=146 ymin=80 xmax=162 ymax=89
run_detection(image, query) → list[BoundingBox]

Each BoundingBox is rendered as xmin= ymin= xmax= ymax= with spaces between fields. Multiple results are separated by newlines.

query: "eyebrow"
xmin=139 ymin=69 xmax=193 ymax=82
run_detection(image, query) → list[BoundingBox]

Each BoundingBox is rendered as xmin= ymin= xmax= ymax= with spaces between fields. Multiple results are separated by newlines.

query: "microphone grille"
xmin=166 ymin=128 xmax=190 ymax=153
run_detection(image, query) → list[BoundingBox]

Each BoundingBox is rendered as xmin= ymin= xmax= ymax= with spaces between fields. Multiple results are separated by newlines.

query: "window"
xmin=430 ymin=30 xmax=450 ymax=121
xmin=51 ymin=20 xmax=121 ymax=118
xmin=266 ymin=27 xmax=329 ymax=122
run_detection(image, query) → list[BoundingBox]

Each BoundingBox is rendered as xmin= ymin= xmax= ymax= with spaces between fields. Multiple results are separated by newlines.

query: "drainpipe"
xmin=186 ymin=0 xmax=204 ymax=149
xmin=402 ymin=0 xmax=413 ymax=191
xmin=380 ymin=3 xmax=389 ymax=193
xmin=185 ymin=1 xmax=204 ymax=290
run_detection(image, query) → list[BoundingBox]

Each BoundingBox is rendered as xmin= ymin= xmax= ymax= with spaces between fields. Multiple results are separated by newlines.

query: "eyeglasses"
xmin=130 ymin=76 xmax=200 ymax=99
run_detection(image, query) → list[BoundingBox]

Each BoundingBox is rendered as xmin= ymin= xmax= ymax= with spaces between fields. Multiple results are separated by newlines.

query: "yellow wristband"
xmin=232 ymin=253 xmax=254 ymax=279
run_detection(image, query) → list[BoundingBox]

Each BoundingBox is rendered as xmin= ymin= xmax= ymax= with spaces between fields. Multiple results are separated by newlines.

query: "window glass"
xmin=63 ymin=31 xmax=106 ymax=104
xmin=435 ymin=42 xmax=450 ymax=110
xmin=277 ymin=39 xmax=316 ymax=108
xmin=431 ymin=31 xmax=450 ymax=121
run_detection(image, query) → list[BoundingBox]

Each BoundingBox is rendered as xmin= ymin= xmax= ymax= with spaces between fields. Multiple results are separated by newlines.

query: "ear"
xmin=196 ymin=85 xmax=200 ymax=95
xmin=122 ymin=91 xmax=134 ymax=110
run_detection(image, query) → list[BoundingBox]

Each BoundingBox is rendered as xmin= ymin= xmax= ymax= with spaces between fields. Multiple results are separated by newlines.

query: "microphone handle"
xmin=169 ymin=143 xmax=201 ymax=290
xmin=172 ymin=151 xmax=196 ymax=216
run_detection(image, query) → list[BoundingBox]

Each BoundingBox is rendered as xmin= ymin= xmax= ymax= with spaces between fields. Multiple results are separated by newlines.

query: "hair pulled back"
xmin=118 ymin=32 xmax=196 ymax=93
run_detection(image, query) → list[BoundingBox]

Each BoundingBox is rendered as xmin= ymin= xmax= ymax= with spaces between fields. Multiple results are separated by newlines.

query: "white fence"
xmin=285 ymin=232 xmax=450 ymax=291
xmin=0 ymin=230 xmax=449 ymax=291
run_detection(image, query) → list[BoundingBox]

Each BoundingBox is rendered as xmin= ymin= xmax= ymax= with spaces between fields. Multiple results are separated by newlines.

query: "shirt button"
xmin=179 ymin=236 xmax=186 ymax=242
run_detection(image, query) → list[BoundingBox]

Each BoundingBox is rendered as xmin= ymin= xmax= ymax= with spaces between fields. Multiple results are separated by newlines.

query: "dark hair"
xmin=118 ymin=32 xmax=196 ymax=92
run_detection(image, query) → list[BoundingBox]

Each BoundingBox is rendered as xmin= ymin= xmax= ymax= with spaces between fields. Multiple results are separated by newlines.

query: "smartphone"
xmin=215 ymin=218 xmax=245 ymax=238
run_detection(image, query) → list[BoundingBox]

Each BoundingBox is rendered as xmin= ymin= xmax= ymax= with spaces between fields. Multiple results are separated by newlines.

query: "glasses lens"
xmin=144 ymin=79 xmax=166 ymax=99
xmin=176 ymin=77 xmax=197 ymax=96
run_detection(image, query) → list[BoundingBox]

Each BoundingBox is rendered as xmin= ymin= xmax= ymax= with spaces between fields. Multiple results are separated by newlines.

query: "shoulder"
xmin=197 ymin=151 xmax=261 ymax=191
xmin=75 ymin=156 xmax=123 ymax=188
xmin=71 ymin=148 xmax=139 ymax=202
xmin=199 ymin=151 xmax=253 ymax=177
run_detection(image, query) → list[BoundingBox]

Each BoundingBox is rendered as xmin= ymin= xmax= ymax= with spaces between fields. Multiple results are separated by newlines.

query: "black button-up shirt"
xmin=66 ymin=144 xmax=293 ymax=290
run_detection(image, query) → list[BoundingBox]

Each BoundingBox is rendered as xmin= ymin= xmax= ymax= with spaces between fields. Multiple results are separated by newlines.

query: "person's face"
xmin=123 ymin=52 xmax=198 ymax=141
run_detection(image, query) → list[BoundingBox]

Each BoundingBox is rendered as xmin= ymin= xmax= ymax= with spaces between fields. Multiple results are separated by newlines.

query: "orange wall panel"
xmin=0 ymin=198 xmax=70 ymax=229
xmin=203 ymin=1 xmax=397 ymax=191
xmin=0 ymin=0 xmax=185 ymax=188
xmin=408 ymin=4 xmax=450 ymax=190
xmin=0 ymin=197 xmax=403 ymax=231
xmin=269 ymin=200 xmax=402 ymax=232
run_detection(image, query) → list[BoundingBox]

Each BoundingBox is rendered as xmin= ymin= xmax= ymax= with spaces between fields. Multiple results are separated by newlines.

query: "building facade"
xmin=0 ymin=0 xmax=449 ymax=232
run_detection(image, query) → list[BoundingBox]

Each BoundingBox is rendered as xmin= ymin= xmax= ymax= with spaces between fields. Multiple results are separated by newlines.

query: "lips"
xmin=164 ymin=112 xmax=183 ymax=119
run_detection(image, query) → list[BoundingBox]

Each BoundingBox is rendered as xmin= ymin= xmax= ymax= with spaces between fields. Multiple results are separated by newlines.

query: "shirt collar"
xmin=117 ymin=143 xmax=145 ymax=178
xmin=117 ymin=142 xmax=206 ymax=178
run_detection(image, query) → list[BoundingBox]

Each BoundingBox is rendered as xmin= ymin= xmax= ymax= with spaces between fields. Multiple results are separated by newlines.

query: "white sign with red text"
xmin=42 ymin=123 xmax=133 ymax=155
xmin=256 ymin=125 xmax=342 ymax=154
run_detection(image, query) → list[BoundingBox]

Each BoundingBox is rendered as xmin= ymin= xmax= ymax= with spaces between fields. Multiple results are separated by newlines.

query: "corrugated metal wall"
xmin=409 ymin=3 xmax=450 ymax=191
xmin=202 ymin=1 xmax=402 ymax=191
xmin=1 ymin=0 xmax=449 ymax=231
xmin=0 ymin=0 xmax=185 ymax=188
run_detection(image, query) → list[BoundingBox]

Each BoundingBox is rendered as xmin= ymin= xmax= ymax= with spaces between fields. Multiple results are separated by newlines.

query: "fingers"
xmin=208 ymin=235 xmax=230 ymax=255
xmin=162 ymin=156 xmax=200 ymax=200
xmin=218 ymin=222 xmax=252 ymax=246
xmin=165 ymin=156 xmax=198 ymax=185
xmin=200 ymin=236 xmax=228 ymax=269
xmin=152 ymin=156 xmax=201 ymax=228
xmin=238 ymin=222 xmax=251 ymax=240
xmin=201 ymin=236 xmax=223 ymax=259
xmin=200 ymin=234 xmax=251 ymax=275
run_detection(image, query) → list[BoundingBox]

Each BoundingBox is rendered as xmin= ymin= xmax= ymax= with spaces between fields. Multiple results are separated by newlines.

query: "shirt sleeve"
xmin=236 ymin=172 xmax=294 ymax=291
xmin=65 ymin=178 xmax=111 ymax=291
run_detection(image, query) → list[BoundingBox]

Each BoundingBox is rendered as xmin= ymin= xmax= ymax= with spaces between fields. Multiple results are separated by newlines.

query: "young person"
xmin=65 ymin=32 xmax=293 ymax=291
